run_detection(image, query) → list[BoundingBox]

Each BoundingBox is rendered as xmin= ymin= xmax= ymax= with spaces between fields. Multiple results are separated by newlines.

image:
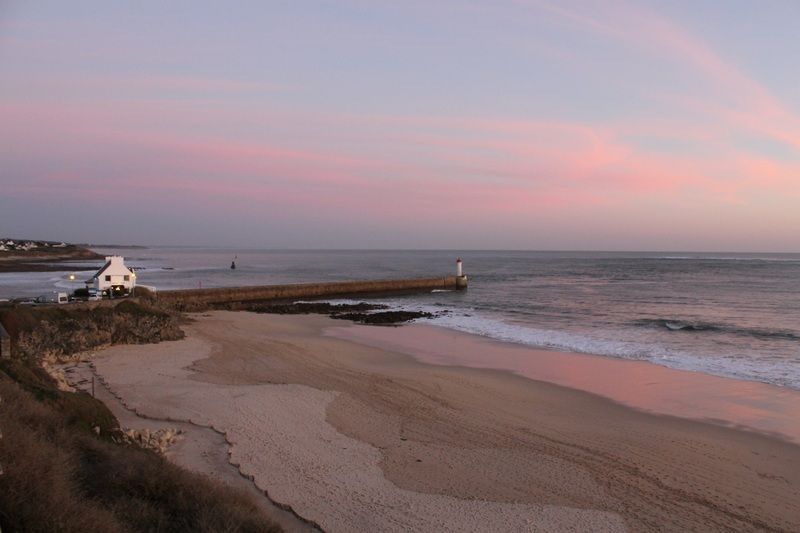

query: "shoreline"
xmin=328 ymin=321 xmax=800 ymax=444
xmin=87 ymin=311 xmax=800 ymax=532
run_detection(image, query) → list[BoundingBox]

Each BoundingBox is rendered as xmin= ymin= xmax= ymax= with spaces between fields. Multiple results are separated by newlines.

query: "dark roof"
xmin=85 ymin=260 xmax=111 ymax=283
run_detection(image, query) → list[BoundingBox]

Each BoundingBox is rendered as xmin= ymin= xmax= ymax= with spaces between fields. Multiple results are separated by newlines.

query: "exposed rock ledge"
xmin=117 ymin=427 xmax=183 ymax=454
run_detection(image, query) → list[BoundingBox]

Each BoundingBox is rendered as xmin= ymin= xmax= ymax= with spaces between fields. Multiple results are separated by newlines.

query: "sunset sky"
xmin=1 ymin=1 xmax=799 ymax=251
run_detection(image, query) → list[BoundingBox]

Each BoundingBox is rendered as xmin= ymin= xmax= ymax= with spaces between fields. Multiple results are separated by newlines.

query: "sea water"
xmin=2 ymin=248 xmax=798 ymax=390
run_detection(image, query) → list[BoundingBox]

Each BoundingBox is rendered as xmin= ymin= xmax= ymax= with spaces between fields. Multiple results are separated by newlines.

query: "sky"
xmin=1 ymin=1 xmax=799 ymax=251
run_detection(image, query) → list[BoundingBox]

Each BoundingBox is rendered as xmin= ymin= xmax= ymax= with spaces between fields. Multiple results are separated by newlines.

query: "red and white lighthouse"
xmin=456 ymin=257 xmax=463 ymax=277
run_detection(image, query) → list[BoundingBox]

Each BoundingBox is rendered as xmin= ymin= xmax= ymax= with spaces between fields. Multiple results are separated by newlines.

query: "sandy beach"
xmin=87 ymin=311 xmax=800 ymax=532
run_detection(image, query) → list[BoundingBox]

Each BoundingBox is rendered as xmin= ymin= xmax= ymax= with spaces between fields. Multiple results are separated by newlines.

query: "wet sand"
xmin=328 ymin=323 xmax=800 ymax=443
xmin=90 ymin=311 xmax=800 ymax=532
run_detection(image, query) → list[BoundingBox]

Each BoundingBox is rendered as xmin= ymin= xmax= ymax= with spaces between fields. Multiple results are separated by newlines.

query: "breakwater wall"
xmin=155 ymin=276 xmax=465 ymax=309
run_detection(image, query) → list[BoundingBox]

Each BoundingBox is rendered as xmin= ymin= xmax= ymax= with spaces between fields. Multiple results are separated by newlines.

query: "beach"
xmin=86 ymin=311 xmax=800 ymax=532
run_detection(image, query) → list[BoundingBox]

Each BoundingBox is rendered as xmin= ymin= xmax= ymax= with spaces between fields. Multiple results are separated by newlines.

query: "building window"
xmin=124 ymin=275 xmax=130 ymax=281
xmin=105 ymin=275 xmax=111 ymax=281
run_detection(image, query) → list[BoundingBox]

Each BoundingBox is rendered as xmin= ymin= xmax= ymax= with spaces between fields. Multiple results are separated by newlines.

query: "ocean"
xmin=2 ymin=247 xmax=799 ymax=390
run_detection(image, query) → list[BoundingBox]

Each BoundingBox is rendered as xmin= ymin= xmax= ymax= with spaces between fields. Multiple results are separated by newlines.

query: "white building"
xmin=85 ymin=256 xmax=136 ymax=295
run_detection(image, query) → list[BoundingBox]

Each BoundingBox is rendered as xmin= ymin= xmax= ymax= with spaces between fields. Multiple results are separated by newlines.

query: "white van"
xmin=37 ymin=292 xmax=69 ymax=304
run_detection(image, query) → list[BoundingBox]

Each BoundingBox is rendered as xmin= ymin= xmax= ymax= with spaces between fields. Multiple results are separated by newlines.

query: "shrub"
xmin=0 ymin=304 xmax=281 ymax=532
xmin=131 ymin=285 xmax=156 ymax=301
xmin=0 ymin=375 xmax=125 ymax=532
xmin=73 ymin=288 xmax=89 ymax=299
xmin=0 ymin=365 xmax=281 ymax=533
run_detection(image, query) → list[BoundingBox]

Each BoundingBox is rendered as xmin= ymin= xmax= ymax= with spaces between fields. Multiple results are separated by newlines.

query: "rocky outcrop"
xmin=247 ymin=302 xmax=388 ymax=314
xmin=329 ymin=310 xmax=434 ymax=324
xmin=248 ymin=301 xmax=436 ymax=325
xmin=41 ymin=357 xmax=76 ymax=392
xmin=116 ymin=427 xmax=183 ymax=454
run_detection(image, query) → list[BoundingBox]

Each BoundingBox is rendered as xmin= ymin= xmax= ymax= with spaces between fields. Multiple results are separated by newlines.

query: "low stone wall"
xmin=156 ymin=276 xmax=461 ymax=308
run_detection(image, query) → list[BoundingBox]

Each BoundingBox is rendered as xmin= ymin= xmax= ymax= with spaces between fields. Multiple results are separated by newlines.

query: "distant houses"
xmin=0 ymin=239 xmax=67 ymax=252
xmin=85 ymin=256 xmax=137 ymax=296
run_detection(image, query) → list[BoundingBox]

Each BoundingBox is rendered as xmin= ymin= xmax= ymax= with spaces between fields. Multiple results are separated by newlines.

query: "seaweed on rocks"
xmin=330 ymin=310 xmax=434 ymax=325
xmin=247 ymin=301 xmax=435 ymax=325
xmin=247 ymin=302 xmax=388 ymax=315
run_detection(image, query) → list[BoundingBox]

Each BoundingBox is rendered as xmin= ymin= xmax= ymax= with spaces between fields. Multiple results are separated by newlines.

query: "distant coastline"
xmin=0 ymin=238 xmax=104 ymax=273
xmin=77 ymin=243 xmax=148 ymax=249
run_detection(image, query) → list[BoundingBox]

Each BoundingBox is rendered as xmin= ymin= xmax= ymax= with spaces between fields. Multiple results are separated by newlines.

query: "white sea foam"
xmin=372 ymin=303 xmax=800 ymax=390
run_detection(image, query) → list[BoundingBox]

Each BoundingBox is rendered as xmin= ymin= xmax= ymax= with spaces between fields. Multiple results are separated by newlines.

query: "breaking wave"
xmin=634 ymin=319 xmax=800 ymax=341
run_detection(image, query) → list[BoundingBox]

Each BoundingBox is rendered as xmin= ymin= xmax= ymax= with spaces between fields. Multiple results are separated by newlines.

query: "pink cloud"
xmin=1 ymin=82 xmax=796 ymax=235
xmin=517 ymin=0 xmax=800 ymax=151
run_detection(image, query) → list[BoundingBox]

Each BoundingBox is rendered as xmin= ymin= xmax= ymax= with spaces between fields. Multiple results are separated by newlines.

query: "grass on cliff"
xmin=0 ymin=303 xmax=282 ymax=533
xmin=0 ymin=299 xmax=185 ymax=361
xmin=0 ymin=364 xmax=281 ymax=532
xmin=0 ymin=299 xmax=169 ymax=339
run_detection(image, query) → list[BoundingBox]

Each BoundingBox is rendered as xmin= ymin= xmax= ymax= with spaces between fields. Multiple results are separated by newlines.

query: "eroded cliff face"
xmin=3 ymin=300 xmax=184 ymax=362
